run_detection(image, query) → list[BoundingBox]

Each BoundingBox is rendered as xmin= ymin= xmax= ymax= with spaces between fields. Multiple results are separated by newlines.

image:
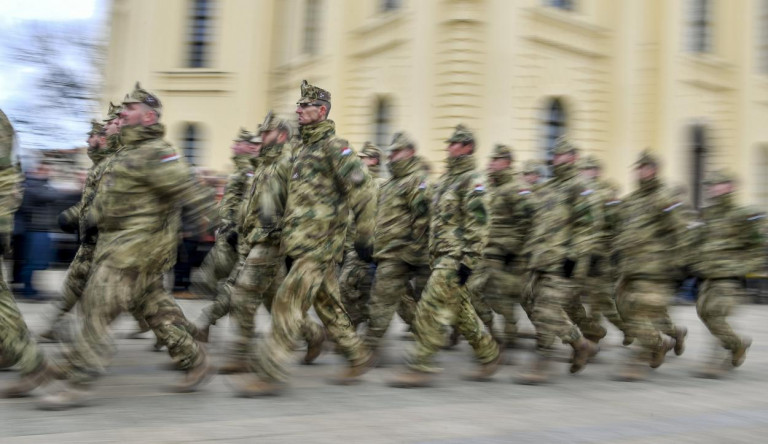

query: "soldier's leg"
xmin=407 ymin=269 xmax=459 ymax=373
xmin=339 ymin=254 xmax=369 ymax=328
xmin=455 ymin=283 xmax=500 ymax=365
xmin=395 ymin=264 xmax=430 ymax=329
xmin=196 ymin=238 xmax=238 ymax=296
xmin=55 ymin=244 xmax=95 ymax=316
xmin=617 ymin=280 xmax=666 ymax=361
xmin=697 ymin=279 xmax=742 ymax=351
xmin=588 ymin=276 xmax=626 ymax=332
xmin=532 ymin=274 xmax=583 ymax=352
xmin=365 ymin=260 xmax=410 ymax=350
xmin=0 ymin=279 xmax=45 ymax=377
xmin=483 ymin=259 xmax=521 ymax=345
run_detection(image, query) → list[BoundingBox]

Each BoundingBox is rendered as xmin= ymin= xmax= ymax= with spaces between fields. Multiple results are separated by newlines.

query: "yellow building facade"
xmin=103 ymin=0 xmax=768 ymax=207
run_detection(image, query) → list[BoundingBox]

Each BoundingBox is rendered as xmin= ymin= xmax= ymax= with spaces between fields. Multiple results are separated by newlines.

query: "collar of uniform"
xmin=260 ymin=142 xmax=285 ymax=164
xmin=709 ymin=193 xmax=734 ymax=210
xmin=446 ymin=154 xmax=475 ymax=175
xmin=367 ymin=163 xmax=381 ymax=178
xmin=488 ymin=167 xmax=513 ymax=186
xmin=388 ymin=155 xmax=419 ymax=178
xmin=552 ymin=162 xmax=577 ymax=183
xmin=119 ymin=123 xmax=166 ymax=147
xmin=232 ymin=153 xmax=254 ymax=171
xmin=300 ymin=119 xmax=336 ymax=146
xmin=638 ymin=176 xmax=661 ymax=194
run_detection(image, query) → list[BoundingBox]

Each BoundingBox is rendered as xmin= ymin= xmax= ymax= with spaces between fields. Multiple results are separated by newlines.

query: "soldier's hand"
xmin=354 ymin=240 xmax=374 ymax=263
xmin=458 ymin=264 xmax=472 ymax=286
xmin=226 ymin=230 xmax=239 ymax=249
xmin=562 ymin=258 xmax=576 ymax=279
xmin=58 ymin=212 xmax=78 ymax=234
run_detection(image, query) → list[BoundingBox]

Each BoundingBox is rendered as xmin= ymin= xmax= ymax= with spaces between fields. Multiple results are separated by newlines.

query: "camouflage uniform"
xmin=692 ymin=171 xmax=763 ymax=361
xmin=198 ymin=129 xmax=257 ymax=326
xmin=364 ymin=133 xmax=430 ymax=352
xmin=254 ymin=81 xmax=375 ymax=384
xmin=229 ymin=116 xmax=323 ymax=363
xmin=474 ymin=144 xmax=534 ymax=346
xmin=339 ymin=142 xmax=385 ymax=328
xmin=405 ymin=125 xmax=499 ymax=374
xmin=63 ymin=85 xmax=215 ymax=386
xmin=614 ymin=151 xmax=688 ymax=365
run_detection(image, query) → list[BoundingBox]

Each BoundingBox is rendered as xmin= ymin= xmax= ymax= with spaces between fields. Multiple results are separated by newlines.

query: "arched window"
xmin=374 ymin=97 xmax=392 ymax=148
xmin=303 ymin=0 xmax=322 ymax=55
xmin=188 ymin=0 xmax=214 ymax=68
xmin=182 ymin=123 xmax=202 ymax=166
xmin=690 ymin=125 xmax=707 ymax=209
xmin=543 ymin=98 xmax=567 ymax=162
xmin=688 ymin=0 xmax=712 ymax=53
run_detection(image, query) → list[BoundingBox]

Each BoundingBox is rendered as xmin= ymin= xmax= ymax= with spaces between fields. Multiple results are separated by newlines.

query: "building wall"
xmin=102 ymin=0 xmax=768 ymax=207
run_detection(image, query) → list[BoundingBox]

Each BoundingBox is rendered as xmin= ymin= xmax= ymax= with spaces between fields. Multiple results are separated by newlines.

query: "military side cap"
xmin=297 ymin=80 xmax=331 ymax=104
xmin=580 ymin=154 xmax=602 ymax=169
xmin=122 ymin=82 xmax=162 ymax=109
xmin=234 ymin=127 xmax=254 ymax=142
xmin=490 ymin=143 xmax=513 ymax=160
xmin=522 ymin=159 xmax=542 ymax=174
xmin=704 ymin=169 xmax=736 ymax=185
xmin=104 ymin=102 xmax=122 ymax=122
xmin=389 ymin=132 xmax=416 ymax=151
xmin=634 ymin=149 xmax=659 ymax=167
xmin=445 ymin=124 xmax=475 ymax=144
xmin=359 ymin=142 xmax=382 ymax=160
xmin=260 ymin=110 xmax=291 ymax=132
xmin=552 ymin=136 xmax=578 ymax=155
xmin=88 ymin=119 xmax=104 ymax=136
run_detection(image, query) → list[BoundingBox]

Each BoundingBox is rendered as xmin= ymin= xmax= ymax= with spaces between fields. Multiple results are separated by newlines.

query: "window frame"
xmin=187 ymin=0 xmax=214 ymax=68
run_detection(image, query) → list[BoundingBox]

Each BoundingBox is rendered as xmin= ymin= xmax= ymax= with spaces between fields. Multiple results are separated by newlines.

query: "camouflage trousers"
xmin=230 ymin=245 xmax=324 ymax=361
xmin=616 ymin=279 xmax=677 ymax=359
xmin=339 ymin=251 xmax=374 ymax=328
xmin=364 ymin=259 xmax=426 ymax=351
xmin=529 ymin=272 xmax=583 ymax=352
xmin=581 ymin=275 xmax=625 ymax=338
xmin=65 ymin=264 xmax=203 ymax=385
xmin=256 ymin=256 xmax=370 ymax=383
xmin=57 ymin=242 xmax=96 ymax=315
xmin=696 ymin=278 xmax=745 ymax=351
xmin=0 ymin=276 xmax=44 ymax=375
xmin=474 ymin=258 xmax=526 ymax=345
xmin=198 ymin=238 xmax=239 ymax=325
xmin=407 ymin=268 xmax=499 ymax=373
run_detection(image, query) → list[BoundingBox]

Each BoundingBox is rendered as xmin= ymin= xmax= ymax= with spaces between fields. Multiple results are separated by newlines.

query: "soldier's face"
xmin=553 ymin=152 xmax=574 ymax=166
xmin=296 ymin=103 xmax=326 ymax=126
xmin=105 ymin=118 xmax=120 ymax=136
xmin=523 ymin=172 xmax=539 ymax=185
xmin=120 ymin=103 xmax=151 ymax=127
xmin=361 ymin=157 xmax=379 ymax=168
xmin=487 ymin=158 xmax=510 ymax=173
xmin=636 ymin=164 xmax=656 ymax=181
xmin=707 ymin=182 xmax=734 ymax=198
xmin=261 ymin=129 xmax=278 ymax=147
xmin=581 ymin=167 xmax=599 ymax=180
xmin=389 ymin=147 xmax=414 ymax=163
xmin=447 ymin=142 xmax=472 ymax=158
xmin=87 ymin=134 xmax=99 ymax=149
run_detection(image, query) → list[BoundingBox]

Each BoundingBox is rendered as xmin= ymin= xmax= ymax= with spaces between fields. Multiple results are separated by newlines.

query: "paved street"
xmin=2 ymin=272 xmax=768 ymax=443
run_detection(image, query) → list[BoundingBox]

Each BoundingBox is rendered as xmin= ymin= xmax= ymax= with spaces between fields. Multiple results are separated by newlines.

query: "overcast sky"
xmin=0 ymin=0 xmax=108 ymax=155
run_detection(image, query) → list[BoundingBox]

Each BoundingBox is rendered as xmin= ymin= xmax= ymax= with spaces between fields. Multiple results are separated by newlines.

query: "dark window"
xmin=543 ymin=98 xmax=567 ymax=163
xmin=374 ymin=98 xmax=392 ymax=148
xmin=547 ymin=0 xmax=574 ymax=11
xmin=381 ymin=0 xmax=401 ymax=12
xmin=188 ymin=0 xmax=214 ymax=68
xmin=303 ymin=0 xmax=322 ymax=55
xmin=691 ymin=125 xmax=707 ymax=209
xmin=689 ymin=0 xmax=712 ymax=53
xmin=182 ymin=123 xmax=201 ymax=165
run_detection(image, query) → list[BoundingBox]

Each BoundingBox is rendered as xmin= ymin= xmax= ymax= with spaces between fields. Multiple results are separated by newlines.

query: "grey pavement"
xmin=2 ymin=271 xmax=768 ymax=443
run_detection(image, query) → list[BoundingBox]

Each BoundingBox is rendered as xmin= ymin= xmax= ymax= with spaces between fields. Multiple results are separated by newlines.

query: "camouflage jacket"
xmin=219 ymin=154 xmax=255 ymax=234
xmin=429 ymin=154 xmax=488 ymax=270
xmin=374 ymin=156 xmax=431 ymax=265
xmin=0 ymin=109 xmax=14 ymax=169
xmin=690 ymin=194 xmax=766 ymax=279
xmin=614 ymin=177 xmax=689 ymax=280
xmin=525 ymin=163 xmax=602 ymax=275
xmin=91 ymin=123 xmax=215 ymax=273
xmin=237 ymin=142 xmax=292 ymax=255
xmin=344 ymin=163 xmax=384 ymax=255
xmin=484 ymin=167 xmax=534 ymax=268
xmin=60 ymin=134 xmax=121 ymax=243
xmin=0 ymin=166 xmax=23 ymax=234
xmin=282 ymin=120 xmax=375 ymax=262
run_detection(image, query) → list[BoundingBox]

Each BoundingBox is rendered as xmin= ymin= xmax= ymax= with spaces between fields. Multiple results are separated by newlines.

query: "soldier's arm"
xmin=327 ymin=140 xmax=376 ymax=244
xmin=407 ymin=173 xmax=430 ymax=245
xmin=461 ymin=174 xmax=489 ymax=270
xmin=218 ymin=167 xmax=249 ymax=233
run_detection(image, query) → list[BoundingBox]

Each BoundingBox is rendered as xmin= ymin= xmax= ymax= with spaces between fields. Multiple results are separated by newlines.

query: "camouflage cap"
xmin=522 ymin=159 xmax=542 ymax=174
xmin=259 ymin=110 xmax=292 ymax=133
xmin=490 ymin=143 xmax=513 ymax=160
xmin=580 ymin=154 xmax=602 ymax=169
xmin=122 ymin=82 xmax=162 ymax=109
xmin=634 ymin=149 xmax=659 ymax=167
xmin=552 ymin=136 xmax=578 ymax=155
xmin=88 ymin=119 xmax=105 ymax=136
xmin=359 ymin=142 xmax=382 ymax=160
xmin=445 ymin=124 xmax=475 ymax=144
xmin=704 ymin=169 xmax=736 ymax=185
xmin=389 ymin=131 xmax=416 ymax=152
xmin=103 ymin=102 xmax=122 ymax=122
xmin=297 ymin=80 xmax=331 ymax=105
xmin=233 ymin=127 xmax=254 ymax=142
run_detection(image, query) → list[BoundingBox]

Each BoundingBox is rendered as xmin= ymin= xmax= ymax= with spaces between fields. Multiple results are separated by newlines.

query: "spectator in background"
xmin=16 ymin=162 xmax=57 ymax=299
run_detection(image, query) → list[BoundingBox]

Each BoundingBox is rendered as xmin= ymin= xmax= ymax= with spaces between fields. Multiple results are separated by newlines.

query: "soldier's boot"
xmin=570 ymin=338 xmax=598 ymax=374
xmin=2 ymin=361 xmax=61 ymax=398
xmin=650 ymin=337 xmax=675 ymax=369
xmin=583 ymin=326 xmax=608 ymax=345
xmin=302 ymin=329 xmax=326 ymax=365
xmin=613 ymin=361 xmax=649 ymax=382
xmin=732 ymin=337 xmax=752 ymax=368
xmin=235 ymin=376 xmax=285 ymax=397
xmin=673 ymin=327 xmax=687 ymax=356
xmin=443 ymin=327 xmax=461 ymax=350
xmin=37 ymin=385 xmax=93 ymax=411
xmin=622 ymin=334 xmax=635 ymax=346
xmin=172 ymin=346 xmax=214 ymax=393
xmin=388 ymin=369 xmax=435 ymax=388
xmin=515 ymin=354 xmax=551 ymax=385
xmin=462 ymin=352 xmax=501 ymax=382
xmin=218 ymin=359 xmax=250 ymax=375
xmin=327 ymin=354 xmax=377 ymax=386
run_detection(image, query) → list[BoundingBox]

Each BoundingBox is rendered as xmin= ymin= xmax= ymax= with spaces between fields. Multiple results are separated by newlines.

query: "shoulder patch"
xmin=663 ymin=202 xmax=682 ymax=212
xmin=341 ymin=146 xmax=352 ymax=156
xmin=160 ymin=153 xmax=180 ymax=163
xmin=581 ymin=189 xmax=594 ymax=196
xmin=419 ymin=181 xmax=427 ymax=190
xmin=518 ymin=189 xmax=531 ymax=195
